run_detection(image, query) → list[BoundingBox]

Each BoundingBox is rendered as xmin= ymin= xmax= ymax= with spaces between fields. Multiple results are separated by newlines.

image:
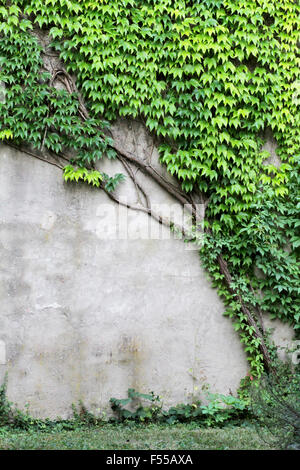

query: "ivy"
xmin=0 ymin=0 xmax=299 ymax=377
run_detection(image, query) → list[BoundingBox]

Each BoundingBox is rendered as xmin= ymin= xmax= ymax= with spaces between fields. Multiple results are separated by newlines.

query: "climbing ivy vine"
xmin=0 ymin=0 xmax=299 ymax=378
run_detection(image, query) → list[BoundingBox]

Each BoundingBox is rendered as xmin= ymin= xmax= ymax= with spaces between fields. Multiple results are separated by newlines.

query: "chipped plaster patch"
xmin=40 ymin=210 xmax=57 ymax=231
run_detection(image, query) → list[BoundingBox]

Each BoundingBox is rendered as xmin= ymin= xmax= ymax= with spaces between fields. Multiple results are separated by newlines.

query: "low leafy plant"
xmin=71 ymin=400 xmax=106 ymax=427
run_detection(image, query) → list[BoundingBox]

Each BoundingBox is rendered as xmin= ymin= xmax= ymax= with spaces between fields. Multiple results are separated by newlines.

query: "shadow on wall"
xmin=0 ymin=129 xmax=294 ymax=418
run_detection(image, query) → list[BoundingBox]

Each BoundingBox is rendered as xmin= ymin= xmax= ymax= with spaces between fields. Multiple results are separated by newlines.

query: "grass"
xmin=0 ymin=423 xmax=276 ymax=450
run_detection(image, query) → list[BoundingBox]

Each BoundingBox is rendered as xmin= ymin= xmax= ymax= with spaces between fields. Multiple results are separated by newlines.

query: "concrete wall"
xmin=0 ymin=122 xmax=293 ymax=418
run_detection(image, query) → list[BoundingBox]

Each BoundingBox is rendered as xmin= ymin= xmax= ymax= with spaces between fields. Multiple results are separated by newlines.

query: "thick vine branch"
xmin=6 ymin=143 xmax=64 ymax=170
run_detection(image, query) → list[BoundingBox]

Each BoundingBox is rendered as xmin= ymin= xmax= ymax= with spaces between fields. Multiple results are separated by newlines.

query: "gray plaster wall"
xmin=0 ymin=122 xmax=293 ymax=418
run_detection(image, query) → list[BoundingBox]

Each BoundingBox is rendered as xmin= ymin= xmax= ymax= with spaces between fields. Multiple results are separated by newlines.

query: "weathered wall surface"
xmin=0 ymin=122 xmax=294 ymax=418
